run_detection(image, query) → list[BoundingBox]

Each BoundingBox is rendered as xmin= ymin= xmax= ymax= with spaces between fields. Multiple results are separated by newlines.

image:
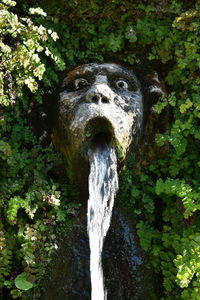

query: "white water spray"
xmin=87 ymin=143 xmax=118 ymax=300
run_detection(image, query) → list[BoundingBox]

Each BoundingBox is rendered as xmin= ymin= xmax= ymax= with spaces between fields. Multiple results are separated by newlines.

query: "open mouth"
xmin=84 ymin=117 xmax=114 ymax=148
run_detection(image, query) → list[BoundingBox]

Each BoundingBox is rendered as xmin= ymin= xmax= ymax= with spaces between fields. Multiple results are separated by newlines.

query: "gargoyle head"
xmin=52 ymin=63 xmax=144 ymax=170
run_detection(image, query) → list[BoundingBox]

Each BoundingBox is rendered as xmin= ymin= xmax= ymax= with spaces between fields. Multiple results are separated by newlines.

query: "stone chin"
xmin=52 ymin=63 xmax=143 ymax=168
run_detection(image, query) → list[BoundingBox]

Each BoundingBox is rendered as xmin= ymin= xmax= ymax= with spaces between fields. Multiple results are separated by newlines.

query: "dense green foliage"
xmin=0 ymin=1 xmax=75 ymax=298
xmin=0 ymin=0 xmax=200 ymax=298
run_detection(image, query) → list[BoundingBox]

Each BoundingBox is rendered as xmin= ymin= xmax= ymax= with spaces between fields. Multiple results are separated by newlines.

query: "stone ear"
xmin=143 ymin=70 xmax=166 ymax=107
xmin=134 ymin=69 xmax=170 ymax=171
xmin=28 ymin=87 xmax=55 ymax=147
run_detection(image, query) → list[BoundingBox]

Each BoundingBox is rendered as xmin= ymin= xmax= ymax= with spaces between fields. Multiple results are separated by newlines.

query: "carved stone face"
xmin=52 ymin=63 xmax=143 ymax=166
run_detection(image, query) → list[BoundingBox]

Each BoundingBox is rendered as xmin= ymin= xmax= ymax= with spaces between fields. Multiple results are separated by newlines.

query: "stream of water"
xmin=87 ymin=143 xmax=118 ymax=300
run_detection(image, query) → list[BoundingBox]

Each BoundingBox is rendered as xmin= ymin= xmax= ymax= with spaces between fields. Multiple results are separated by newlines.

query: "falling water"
xmin=87 ymin=143 xmax=118 ymax=300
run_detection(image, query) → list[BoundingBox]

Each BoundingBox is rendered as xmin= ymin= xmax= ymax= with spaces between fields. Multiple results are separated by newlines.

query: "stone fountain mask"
xmin=52 ymin=63 xmax=144 ymax=167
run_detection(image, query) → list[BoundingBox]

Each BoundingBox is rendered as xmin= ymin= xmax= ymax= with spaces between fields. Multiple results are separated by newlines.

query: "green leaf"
xmin=56 ymin=209 xmax=66 ymax=221
xmin=10 ymin=289 xmax=22 ymax=298
xmin=14 ymin=273 xmax=33 ymax=291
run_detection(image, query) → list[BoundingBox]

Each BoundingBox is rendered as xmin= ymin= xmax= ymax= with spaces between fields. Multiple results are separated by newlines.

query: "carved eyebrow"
xmin=62 ymin=66 xmax=138 ymax=88
xmin=98 ymin=67 xmax=137 ymax=83
xmin=106 ymin=71 xmax=138 ymax=87
xmin=62 ymin=71 xmax=95 ymax=88
xmin=106 ymin=71 xmax=130 ymax=79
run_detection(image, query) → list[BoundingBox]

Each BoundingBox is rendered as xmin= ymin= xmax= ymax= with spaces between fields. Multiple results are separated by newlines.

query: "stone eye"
xmin=115 ymin=80 xmax=128 ymax=90
xmin=74 ymin=78 xmax=88 ymax=90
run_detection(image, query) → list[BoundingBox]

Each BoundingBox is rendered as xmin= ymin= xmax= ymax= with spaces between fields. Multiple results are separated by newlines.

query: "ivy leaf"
xmin=56 ymin=209 xmax=66 ymax=222
xmin=14 ymin=273 xmax=33 ymax=291
xmin=136 ymin=221 xmax=154 ymax=251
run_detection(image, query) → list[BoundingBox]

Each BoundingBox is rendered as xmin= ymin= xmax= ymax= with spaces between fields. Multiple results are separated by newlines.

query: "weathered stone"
xmin=39 ymin=64 xmax=169 ymax=299
xmin=50 ymin=63 xmax=169 ymax=197
xmin=52 ymin=63 xmax=143 ymax=169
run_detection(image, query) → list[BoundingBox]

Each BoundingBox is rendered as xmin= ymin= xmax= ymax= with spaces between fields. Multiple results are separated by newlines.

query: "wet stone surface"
xmin=103 ymin=209 xmax=153 ymax=300
xmin=41 ymin=206 xmax=157 ymax=300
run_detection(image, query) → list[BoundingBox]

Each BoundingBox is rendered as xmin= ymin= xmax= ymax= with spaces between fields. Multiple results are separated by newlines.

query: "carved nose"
xmin=86 ymin=92 xmax=110 ymax=104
